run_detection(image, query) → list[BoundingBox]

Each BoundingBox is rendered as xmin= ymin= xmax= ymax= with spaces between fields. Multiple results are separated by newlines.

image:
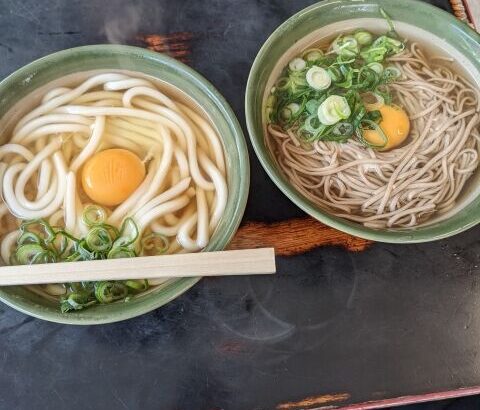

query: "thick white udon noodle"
xmin=267 ymin=43 xmax=480 ymax=229
xmin=0 ymin=73 xmax=228 ymax=285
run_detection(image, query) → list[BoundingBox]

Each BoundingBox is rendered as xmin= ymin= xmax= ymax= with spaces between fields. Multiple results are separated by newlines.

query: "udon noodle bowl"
xmin=0 ymin=71 xmax=227 ymax=312
xmin=264 ymin=18 xmax=480 ymax=230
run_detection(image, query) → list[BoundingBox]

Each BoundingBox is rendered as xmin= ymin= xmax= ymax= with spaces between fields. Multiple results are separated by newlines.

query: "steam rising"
xmin=104 ymin=4 xmax=142 ymax=44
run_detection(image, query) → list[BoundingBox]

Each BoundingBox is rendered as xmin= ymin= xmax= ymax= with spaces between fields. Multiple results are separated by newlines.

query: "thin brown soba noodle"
xmin=267 ymin=43 xmax=480 ymax=228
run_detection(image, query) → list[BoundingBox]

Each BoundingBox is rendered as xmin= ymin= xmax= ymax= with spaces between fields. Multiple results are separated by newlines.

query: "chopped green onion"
xmin=332 ymin=35 xmax=359 ymax=58
xmin=367 ymin=62 xmax=384 ymax=75
xmin=107 ymin=246 xmax=136 ymax=259
xmin=327 ymin=66 xmax=343 ymax=82
xmin=141 ymin=233 xmax=169 ymax=255
xmin=60 ymin=291 xmax=96 ymax=312
xmin=365 ymin=109 xmax=383 ymax=123
xmin=375 ymin=36 xmax=404 ymax=54
xmin=375 ymin=84 xmax=393 ymax=105
xmin=306 ymin=99 xmax=321 ymax=115
xmin=101 ymin=224 xmax=120 ymax=239
xmin=268 ymin=13 xmax=403 ymax=145
xmin=65 ymin=252 xmax=82 ymax=262
xmin=318 ymin=95 xmax=351 ymax=125
xmin=124 ymin=279 xmax=149 ymax=292
xmin=354 ymin=67 xmax=380 ymax=90
xmin=303 ymin=114 xmax=323 ymax=134
xmin=94 ymin=281 xmax=128 ymax=303
xmin=281 ymin=103 xmax=300 ymax=121
xmin=360 ymin=47 xmax=386 ymax=64
xmin=82 ymin=205 xmax=107 ymax=226
xmin=17 ymin=232 xmax=42 ymax=246
xmin=276 ymin=77 xmax=290 ymax=90
xmin=358 ymin=119 xmax=388 ymax=148
xmin=302 ymin=48 xmax=323 ymax=62
xmin=16 ymin=244 xmax=55 ymax=265
xmin=383 ymin=65 xmax=402 ymax=81
xmin=113 ymin=217 xmax=138 ymax=248
xmin=10 ymin=209 xmax=157 ymax=313
xmin=265 ymin=108 xmax=273 ymax=122
xmin=85 ymin=226 xmax=113 ymax=252
xmin=332 ymin=122 xmax=354 ymax=137
xmin=361 ymin=35 xmax=404 ymax=63
xmin=380 ymin=8 xmax=396 ymax=34
xmin=354 ymin=30 xmax=373 ymax=46
xmin=20 ymin=220 xmax=55 ymax=243
xmin=335 ymin=69 xmax=353 ymax=89
xmin=361 ymin=92 xmax=385 ymax=111
xmin=306 ymin=66 xmax=331 ymax=90
xmin=266 ymin=94 xmax=276 ymax=108
xmin=290 ymin=72 xmax=308 ymax=88
xmin=51 ymin=231 xmax=75 ymax=256
xmin=289 ymin=57 xmax=306 ymax=72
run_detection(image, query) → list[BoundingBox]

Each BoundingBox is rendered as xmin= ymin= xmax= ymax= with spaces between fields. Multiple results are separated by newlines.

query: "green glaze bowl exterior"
xmin=0 ymin=45 xmax=249 ymax=324
xmin=246 ymin=0 xmax=480 ymax=243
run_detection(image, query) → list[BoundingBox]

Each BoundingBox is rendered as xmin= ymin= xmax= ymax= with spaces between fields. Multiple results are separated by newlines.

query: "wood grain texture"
xmin=276 ymin=392 xmax=350 ymax=409
xmin=449 ymin=0 xmax=477 ymax=29
xmin=0 ymin=248 xmax=276 ymax=285
xmin=137 ymin=32 xmax=193 ymax=63
xmin=228 ymin=217 xmax=372 ymax=255
xmin=335 ymin=386 xmax=480 ymax=409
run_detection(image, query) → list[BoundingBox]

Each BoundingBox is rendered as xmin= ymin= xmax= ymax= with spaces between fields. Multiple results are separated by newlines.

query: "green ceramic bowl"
xmin=0 ymin=45 xmax=249 ymax=324
xmin=246 ymin=0 xmax=480 ymax=243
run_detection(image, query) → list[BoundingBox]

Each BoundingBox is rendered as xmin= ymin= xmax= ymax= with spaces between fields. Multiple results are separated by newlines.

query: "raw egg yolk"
xmin=363 ymin=105 xmax=410 ymax=151
xmin=81 ymin=149 xmax=145 ymax=206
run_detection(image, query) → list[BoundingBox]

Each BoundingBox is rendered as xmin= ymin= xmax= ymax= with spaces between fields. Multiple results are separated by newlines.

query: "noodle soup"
xmin=0 ymin=70 xmax=228 ymax=312
xmin=263 ymin=17 xmax=480 ymax=230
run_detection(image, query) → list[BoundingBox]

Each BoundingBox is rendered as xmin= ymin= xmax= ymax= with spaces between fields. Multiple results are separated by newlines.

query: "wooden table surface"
xmin=0 ymin=0 xmax=479 ymax=409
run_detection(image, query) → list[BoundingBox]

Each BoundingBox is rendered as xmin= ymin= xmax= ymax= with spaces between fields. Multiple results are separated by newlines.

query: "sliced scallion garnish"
xmin=383 ymin=65 xmax=402 ymax=82
xmin=113 ymin=217 xmax=138 ymax=248
xmin=86 ymin=226 xmax=113 ymax=252
xmin=17 ymin=232 xmax=42 ymax=246
xmin=354 ymin=30 xmax=373 ymax=46
xmin=306 ymin=66 xmax=331 ymax=90
xmin=289 ymin=57 xmax=307 ymax=72
xmin=357 ymin=119 xmax=389 ymax=149
xmin=82 ymin=204 xmax=107 ymax=226
xmin=332 ymin=122 xmax=354 ymax=137
xmin=361 ymin=91 xmax=385 ymax=111
xmin=10 ymin=207 xmax=155 ymax=313
xmin=268 ymin=11 xmax=405 ymax=148
xmin=107 ymin=247 xmax=136 ymax=259
xmin=124 ymin=279 xmax=149 ymax=292
xmin=302 ymin=48 xmax=323 ymax=62
xmin=94 ymin=281 xmax=128 ymax=304
xmin=141 ymin=233 xmax=169 ymax=256
xmin=331 ymin=35 xmax=359 ymax=58
xmin=367 ymin=62 xmax=384 ymax=75
xmin=318 ymin=95 xmax=351 ymax=125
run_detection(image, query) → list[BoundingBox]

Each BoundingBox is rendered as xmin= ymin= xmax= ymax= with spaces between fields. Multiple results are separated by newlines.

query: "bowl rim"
xmin=0 ymin=44 xmax=250 ymax=324
xmin=245 ymin=0 xmax=480 ymax=243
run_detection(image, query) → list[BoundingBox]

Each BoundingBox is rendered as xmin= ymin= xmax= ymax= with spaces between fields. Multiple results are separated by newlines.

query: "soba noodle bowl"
xmin=266 ymin=24 xmax=480 ymax=229
xmin=0 ymin=72 xmax=227 ymax=311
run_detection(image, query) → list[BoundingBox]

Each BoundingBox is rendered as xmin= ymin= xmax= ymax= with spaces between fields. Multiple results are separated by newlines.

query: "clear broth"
xmin=263 ymin=18 xmax=480 ymax=227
